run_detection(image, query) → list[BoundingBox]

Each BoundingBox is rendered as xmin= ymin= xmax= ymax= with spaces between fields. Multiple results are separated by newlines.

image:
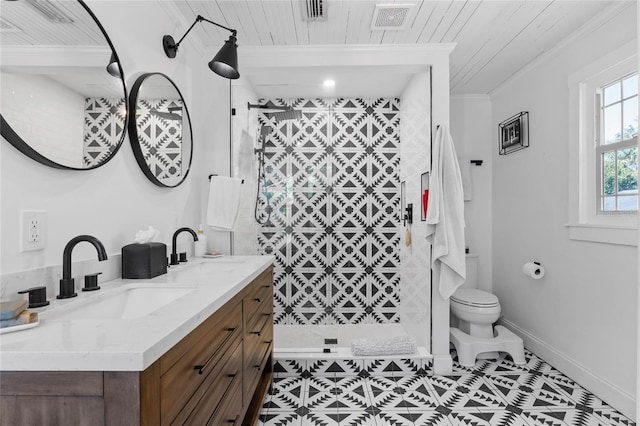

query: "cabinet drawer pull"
xmin=265 ymin=340 xmax=272 ymax=344
xmin=226 ymin=327 xmax=236 ymax=332
xmin=263 ymin=313 xmax=271 ymax=317
xmin=193 ymin=365 xmax=205 ymax=375
xmin=227 ymin=373 xmax=236 ymax=378
xmin=227 ymin=415 xmax=241 ymax=424
xmin=253 ymin=298 xmax=261 ymax=303
xmin=263 ymin=284 xmax=271 ymax=288
xmin=254 ymin=364 xmax=261 ymax=371
xmin=251 ymin=331 xmax=261 ymax=336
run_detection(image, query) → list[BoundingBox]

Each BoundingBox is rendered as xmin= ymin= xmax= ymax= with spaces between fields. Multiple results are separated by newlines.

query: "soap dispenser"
xmin=194 ymin=225 xmax=207 ymax=257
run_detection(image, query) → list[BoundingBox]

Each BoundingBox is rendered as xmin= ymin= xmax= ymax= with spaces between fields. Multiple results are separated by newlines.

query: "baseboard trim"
xmin=499 ymin=318 xmax=636 ymax=421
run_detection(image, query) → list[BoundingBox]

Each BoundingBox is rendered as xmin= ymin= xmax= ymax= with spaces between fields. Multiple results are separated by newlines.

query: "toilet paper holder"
xmin=523 ymin=261 xmax=545 ymax=279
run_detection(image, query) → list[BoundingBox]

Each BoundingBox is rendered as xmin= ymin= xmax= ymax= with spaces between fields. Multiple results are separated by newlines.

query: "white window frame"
xmin=595 ymin=72 xmax=638 ymax=215
xmin=568 ymin=41 xmax=638 ymax=246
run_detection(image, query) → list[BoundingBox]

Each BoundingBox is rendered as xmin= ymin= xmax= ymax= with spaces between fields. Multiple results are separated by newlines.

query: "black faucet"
xmin=170 ymin=227 xmax=198 ymax=265
xmin=58 ymin=235 xmax=108 ymax=299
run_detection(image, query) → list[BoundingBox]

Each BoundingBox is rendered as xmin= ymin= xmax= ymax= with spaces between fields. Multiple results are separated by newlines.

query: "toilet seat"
xmin=451 ymin=288 xmax=499 ymax=308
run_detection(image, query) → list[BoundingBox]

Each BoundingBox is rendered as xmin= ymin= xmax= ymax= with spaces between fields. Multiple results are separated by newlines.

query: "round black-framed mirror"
xmin=0 ymin=0 xmax=127 ymax=170
xmin=128 ymin=73 xmax=193 ymax=188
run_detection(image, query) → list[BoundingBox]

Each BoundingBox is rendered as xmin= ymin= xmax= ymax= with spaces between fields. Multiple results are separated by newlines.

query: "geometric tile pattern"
xmin=83 ymin=97 xmax=126 ymax=167
xmin=130 ymin=98 xmax=185 ymax=180
xmin=256 ymin=98 xmax=401 ymax=325
xmin=259 ymin=348 xmax=636 ymax=425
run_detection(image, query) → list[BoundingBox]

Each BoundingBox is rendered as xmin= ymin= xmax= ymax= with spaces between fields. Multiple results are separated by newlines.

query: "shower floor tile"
xmin=258 ymin=348 xmax=635 ymax=426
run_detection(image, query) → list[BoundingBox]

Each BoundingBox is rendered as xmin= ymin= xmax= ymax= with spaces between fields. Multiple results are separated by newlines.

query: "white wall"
xmin=491 ymin=5 xmax=637 ymax=418
xmin=450 ymin=96 xmax=493 ymax=291
xmin=1 ymin=1 xmax=229 ymax=298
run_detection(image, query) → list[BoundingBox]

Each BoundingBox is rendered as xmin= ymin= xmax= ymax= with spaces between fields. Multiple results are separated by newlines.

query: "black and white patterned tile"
xmin=83 ymin=97 xmax=126 ymax=167
xmin=260 ymin=349 xmax=635 ymax=426
xmin=257 ymin=98 xmax=401 ymax=326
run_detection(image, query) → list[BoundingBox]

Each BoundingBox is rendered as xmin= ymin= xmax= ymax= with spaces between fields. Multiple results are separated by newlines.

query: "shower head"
xmin=248 ymin=102 xmax=302 ymax=123
xmin=255 ymin=125 xmax=272 ymax=156
xmin=272 ymin=108 xmax=303 ymax=122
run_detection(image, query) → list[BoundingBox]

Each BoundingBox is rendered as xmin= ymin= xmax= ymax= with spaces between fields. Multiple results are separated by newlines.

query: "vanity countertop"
xmin=0 ymin=255 xmax=274 ymax=372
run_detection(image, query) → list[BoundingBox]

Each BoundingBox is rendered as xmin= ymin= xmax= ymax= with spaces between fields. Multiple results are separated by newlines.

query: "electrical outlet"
xmin=20 ymin=210 xmax=46 ymax=252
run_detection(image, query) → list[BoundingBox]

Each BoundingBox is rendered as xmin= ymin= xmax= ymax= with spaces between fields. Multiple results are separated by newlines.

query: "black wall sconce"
xmin=162 ymin=15 xmax=239 ymax=79
xmin=106 ymin=53 xmax=121 ymax=78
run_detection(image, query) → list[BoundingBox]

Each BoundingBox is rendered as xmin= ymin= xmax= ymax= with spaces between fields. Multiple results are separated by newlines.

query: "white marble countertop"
xmin=0 ymin=255 xmax=274 ymax=372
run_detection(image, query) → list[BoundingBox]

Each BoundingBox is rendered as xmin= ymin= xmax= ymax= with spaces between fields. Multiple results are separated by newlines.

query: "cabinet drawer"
xmin=245 ymin=313 xmax=273 ymax=393
xmin=244 ymin=270 xmax=273 ymax=325
xmin=160 ymin=301 xmax=242 ymax=424
xmin=174 ymin=341 xmax=243 ymax=426
xmin=207 ymin=367 xmax=244 ymax=426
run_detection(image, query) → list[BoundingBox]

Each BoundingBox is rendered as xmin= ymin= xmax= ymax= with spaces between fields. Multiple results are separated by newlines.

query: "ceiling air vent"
xmin=371 ymin=4 xmax=414 ymax=30
xmin=303 ymin=0 xmax=326 ymax=22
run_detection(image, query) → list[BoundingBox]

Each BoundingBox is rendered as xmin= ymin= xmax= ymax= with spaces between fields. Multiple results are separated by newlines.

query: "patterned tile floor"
xmin=258 ymin=348 xmax=635 ymax=426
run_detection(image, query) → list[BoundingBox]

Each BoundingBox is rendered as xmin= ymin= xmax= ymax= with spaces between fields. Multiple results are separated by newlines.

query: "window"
xmin=595 ymin=73 xmax=638 ymax=214
xmin=568 ymin=43 xmax=637 ymax=246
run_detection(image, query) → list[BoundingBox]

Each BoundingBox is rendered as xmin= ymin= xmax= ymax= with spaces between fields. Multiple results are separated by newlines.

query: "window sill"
xmin=567 ymin=224 xmax=637 ymax=246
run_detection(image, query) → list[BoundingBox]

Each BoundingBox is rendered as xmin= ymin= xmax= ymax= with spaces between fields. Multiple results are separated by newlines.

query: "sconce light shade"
xmin=162 ymin=15 xmax=239 ymax=80
xmin=106 ymin=53 xmax=120 ymax=77
xmin=208 ymin=35 xmax=239 ymax=79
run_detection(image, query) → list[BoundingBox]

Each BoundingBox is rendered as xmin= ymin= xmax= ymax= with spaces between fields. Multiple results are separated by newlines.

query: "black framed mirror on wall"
xmin=128 ymin=73 xmax=193 ymax=188
xmin=0 ymin=0 xmax=127 ymax=170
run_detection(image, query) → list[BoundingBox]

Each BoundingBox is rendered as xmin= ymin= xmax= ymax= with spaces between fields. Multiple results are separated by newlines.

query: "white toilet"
xmin=449 ymin=255 xmax=525 ymax=367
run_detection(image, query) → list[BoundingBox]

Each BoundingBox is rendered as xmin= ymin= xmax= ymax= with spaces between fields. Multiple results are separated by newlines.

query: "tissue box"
xmin=122 ymin=243 xmax=167 ymax=279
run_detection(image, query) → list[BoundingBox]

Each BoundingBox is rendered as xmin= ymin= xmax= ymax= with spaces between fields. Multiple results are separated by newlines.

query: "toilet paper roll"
xmin=523 ymin=262 xmax=545 ymax=279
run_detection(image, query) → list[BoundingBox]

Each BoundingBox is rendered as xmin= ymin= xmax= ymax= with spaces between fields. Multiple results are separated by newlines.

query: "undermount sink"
xmin=43 ymin=285 xmax=194 ymax=320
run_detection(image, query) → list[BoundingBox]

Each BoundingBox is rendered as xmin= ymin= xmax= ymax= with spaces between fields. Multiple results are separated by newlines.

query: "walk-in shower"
xmin=232 ymin=93 xmax=431 ymax=362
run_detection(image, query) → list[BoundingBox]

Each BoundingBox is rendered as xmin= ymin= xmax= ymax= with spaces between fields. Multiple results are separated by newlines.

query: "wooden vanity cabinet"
xmin=0 ymin=266 xmax=274 ymax=426
xmin=141 ymin=266 xmax=274 ymax=426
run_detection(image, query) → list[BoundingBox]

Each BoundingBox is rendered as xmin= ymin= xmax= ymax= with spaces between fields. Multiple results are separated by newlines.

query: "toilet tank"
xmin=462 ymin=254 xmax=479 ymax=289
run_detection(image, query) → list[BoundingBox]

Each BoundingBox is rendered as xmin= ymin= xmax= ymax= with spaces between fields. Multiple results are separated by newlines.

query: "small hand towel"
xmin=0 ymin=300 xmax=28 ymax=320
xmin=0 ymin=310 xmax=37 ymax=328
xmin=206 ymin=176 xmax=242 ymax=231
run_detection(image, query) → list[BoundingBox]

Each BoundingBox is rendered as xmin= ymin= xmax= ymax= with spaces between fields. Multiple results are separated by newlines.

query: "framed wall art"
xmin=498 ymin=111 xmax=529 ymax=155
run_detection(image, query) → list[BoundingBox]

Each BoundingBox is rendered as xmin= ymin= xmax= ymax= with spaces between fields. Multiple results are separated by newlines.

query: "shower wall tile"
xmin=83 ymin=97 xmax=126 ymax=167
xmin=257 ymin=98 xmax=401 ymax=325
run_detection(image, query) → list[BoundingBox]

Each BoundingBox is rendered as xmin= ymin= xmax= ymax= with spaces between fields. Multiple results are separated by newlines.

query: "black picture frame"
xmin=499 ymin=111 xmax=529 ymax=155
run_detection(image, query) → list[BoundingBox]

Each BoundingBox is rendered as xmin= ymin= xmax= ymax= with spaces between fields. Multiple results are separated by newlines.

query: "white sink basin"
xmin=43 ymin=285 xmax=194 ymax=320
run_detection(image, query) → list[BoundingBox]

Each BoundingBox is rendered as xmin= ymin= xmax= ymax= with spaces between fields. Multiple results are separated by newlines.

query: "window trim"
xmin=568 ymin=41 xmax=638 ymax=246
xmin=594 ymin=72 xmax=638 ymax=216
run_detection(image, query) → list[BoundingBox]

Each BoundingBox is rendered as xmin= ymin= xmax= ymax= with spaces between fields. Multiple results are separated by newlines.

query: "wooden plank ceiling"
xmin=172 ymin=0 xmax=622 ymax=95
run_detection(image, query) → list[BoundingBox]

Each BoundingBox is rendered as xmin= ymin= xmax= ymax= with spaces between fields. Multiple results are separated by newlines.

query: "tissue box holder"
xmin=122 ymin=243 xmax=167 ymax=279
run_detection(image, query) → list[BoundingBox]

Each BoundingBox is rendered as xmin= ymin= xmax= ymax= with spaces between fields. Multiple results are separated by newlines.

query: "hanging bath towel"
xmin=206 ymin=176 xmax=242 ymax=231
xmin=426 ymin=125 xmax=466 ymax=299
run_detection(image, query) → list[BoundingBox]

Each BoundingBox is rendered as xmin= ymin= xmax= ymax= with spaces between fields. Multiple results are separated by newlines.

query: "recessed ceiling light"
xmin=323 ymin=79 xmax=335 ymax=88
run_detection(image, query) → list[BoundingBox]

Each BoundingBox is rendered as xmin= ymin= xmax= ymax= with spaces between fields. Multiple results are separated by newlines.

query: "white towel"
xmin=459 ymin=156 xmax=473 ymax=201
xmin=206 ymin=176 xmax=242 ymax=231
xmin=426 ymin=126 xmax=466 ymax=299
xmin=351 ymin=335 xmax=417 ymax=356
